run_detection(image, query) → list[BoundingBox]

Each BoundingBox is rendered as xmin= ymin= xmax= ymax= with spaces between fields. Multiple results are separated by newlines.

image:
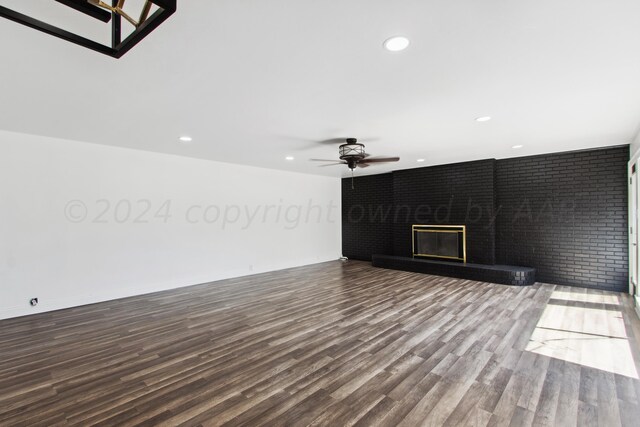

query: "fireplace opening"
xmin=412 ymin=225 xmax=466 ymax=262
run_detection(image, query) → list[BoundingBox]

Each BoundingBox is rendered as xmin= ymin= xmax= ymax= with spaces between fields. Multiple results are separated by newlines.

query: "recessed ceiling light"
xmin=384 ymin=36 xmax=410 ymax=52
xmin=179 ymin=136 xmax=192 ymax=142
xmin=285 ymin=156 xmax=295 ymax=161
xmin=417 ymin=159 xmax=425 ymax=163
xmin=512 ymin=145 xmax=524 ymax=149
xmin=475 ymin=116 xmax=492 ymax=122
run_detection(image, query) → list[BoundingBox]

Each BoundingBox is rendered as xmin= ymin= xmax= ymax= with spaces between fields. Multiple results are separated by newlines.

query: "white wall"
xmin=0 ymin=130 xmax=342 ymax=320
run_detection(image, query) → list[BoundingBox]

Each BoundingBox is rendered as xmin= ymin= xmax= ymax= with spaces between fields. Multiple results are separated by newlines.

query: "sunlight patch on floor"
xmin=548 ymin=289 xmax=620 ymax=305
xmin=525 ymin=290 xmax=638 ymax=379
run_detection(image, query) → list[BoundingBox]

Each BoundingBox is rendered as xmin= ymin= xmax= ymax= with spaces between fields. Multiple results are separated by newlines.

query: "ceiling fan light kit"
xmin=339 ymin=138 xmax=367 ymax=170
xmin=0 ymin=0 xmax=176 ymax=58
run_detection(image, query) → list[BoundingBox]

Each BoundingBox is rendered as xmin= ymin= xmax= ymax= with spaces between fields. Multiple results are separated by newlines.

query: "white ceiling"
xmin=0 ymin=0 xmax=639 ymax=177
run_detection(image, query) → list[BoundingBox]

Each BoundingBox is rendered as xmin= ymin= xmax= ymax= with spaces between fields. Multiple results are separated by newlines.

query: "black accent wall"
xmin=342 ymin=146 xmax=629 ymax=291
xmin=495 ymin=148 xmax=629 ymax=290
xmin=392 ymin=160 xmax=496 ymax=264
xmin=342 ymin=174 xmax=394 ymax=261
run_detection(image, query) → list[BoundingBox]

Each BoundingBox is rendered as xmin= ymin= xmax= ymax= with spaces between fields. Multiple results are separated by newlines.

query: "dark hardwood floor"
xmin=1 ymin=260 xmax=639 ymax=426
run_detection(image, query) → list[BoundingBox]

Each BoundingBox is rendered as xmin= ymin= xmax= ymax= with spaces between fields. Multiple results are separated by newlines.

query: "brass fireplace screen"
xmin=412 ymin=225 xmax=467 ymax=262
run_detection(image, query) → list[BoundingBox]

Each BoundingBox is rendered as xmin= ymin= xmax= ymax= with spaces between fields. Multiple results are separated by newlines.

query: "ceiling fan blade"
xmin=310 ymin=158 xmax=340 ymax=162
xmin=319 ymin=162 xmax=347 ymax=167
xmin=316 ymin=137 xmax=380 ymax=145
xmin=360 ymin=157 xmax=400 ymax=163
xmin=356 ymin=163 xmax=370 ymax=168
xmin=317 ymin=138 xmax=350 ymax=145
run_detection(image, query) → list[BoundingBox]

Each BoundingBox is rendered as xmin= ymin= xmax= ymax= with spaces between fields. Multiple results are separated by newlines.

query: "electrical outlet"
xmin=30 ymin=298 xmax=38 ymax=307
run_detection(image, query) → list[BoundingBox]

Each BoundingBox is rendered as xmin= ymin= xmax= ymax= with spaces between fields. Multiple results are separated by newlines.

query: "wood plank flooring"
xmin=1 ymin=260 xmax=640 ymax=426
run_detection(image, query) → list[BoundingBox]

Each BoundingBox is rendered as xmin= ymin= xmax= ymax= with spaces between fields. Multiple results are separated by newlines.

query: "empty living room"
xmin=2 ymin=1 xmax=640 ymax=426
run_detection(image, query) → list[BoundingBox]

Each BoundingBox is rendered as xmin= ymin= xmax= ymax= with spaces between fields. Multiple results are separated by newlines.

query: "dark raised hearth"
xmin=372 ymin=255 xmax=536 ymax=286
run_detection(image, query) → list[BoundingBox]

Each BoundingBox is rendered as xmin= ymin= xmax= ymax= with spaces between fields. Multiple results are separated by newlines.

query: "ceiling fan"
xmin=311 ymin=138 xmax=400 ymax=188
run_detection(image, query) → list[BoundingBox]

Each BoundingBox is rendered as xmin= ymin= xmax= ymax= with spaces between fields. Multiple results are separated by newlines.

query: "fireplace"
xmin=412 ymin=225 xmax=466 ymax=262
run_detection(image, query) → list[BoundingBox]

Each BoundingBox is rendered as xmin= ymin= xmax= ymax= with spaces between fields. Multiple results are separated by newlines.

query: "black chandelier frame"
xmin=0 ymin=0 xmax=176 ymax=58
